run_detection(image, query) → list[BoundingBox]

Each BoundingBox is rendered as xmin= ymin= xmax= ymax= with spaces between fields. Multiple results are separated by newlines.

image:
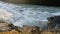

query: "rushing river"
xmin=0 ymin=1 xmax=60 ymax=27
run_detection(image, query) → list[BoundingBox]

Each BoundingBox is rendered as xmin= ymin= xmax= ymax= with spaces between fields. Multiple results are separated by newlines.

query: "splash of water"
xmin=0 ymin=1 xmax=60 ymax=27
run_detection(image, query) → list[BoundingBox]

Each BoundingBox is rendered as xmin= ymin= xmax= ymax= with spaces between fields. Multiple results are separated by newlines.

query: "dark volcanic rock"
xmin=47 ymin=16 xmax=60 ymax=30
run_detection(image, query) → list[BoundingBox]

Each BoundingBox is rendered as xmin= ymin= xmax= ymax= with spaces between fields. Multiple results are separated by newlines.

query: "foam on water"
xmin=0 ymin=1 xmax=60 ymax=27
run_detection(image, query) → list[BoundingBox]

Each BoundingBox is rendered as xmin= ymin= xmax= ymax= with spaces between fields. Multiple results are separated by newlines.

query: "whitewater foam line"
xmin=0 ymin=1 xmax=60 ymax=27
xmin=52 ymin=12 xmax=60 ymax=16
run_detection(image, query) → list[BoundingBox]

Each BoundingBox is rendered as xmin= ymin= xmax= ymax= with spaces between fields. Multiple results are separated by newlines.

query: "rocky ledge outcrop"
xmin=47 ymin=16 xmax=60 ymax=31
xmin=0 ymin=20 xmax=15 ymax=32
xmin=0 ymin=20 xmax=41 ymax=34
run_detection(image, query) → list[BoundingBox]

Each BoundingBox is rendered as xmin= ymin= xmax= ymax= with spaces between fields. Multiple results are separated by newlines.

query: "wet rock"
xmin=47 ymin=16 xmax=60 ymax=30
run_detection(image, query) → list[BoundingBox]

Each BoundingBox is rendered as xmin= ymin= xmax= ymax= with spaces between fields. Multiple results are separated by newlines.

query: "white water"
xmin=0 ymin=1 xmax=60 ymax=27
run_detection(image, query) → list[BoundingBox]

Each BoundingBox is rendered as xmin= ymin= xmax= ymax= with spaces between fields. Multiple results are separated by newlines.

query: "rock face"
xmin=0 ymin=0 xmax=60 ymax=6
xmin=0 ymin=20 xmax=15 ymax=32
xmin=47 ymin=16 xmax=60 ymax=31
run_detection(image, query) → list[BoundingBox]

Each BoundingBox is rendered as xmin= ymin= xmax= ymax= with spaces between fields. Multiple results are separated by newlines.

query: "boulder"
xmin=47 ymin=16 xmax=60 ymax=31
